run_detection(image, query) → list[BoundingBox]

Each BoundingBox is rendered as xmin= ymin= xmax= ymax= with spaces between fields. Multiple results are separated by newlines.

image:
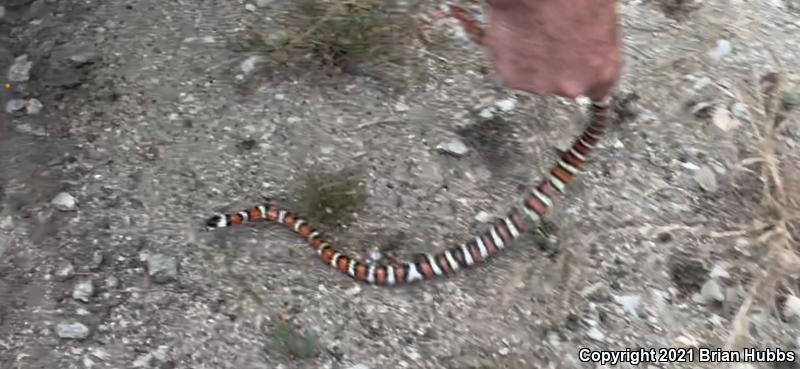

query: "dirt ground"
xmin=1 ymin=0 xmax=799 ymax=368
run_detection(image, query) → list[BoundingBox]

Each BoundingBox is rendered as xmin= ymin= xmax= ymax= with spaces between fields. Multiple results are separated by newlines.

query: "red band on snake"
xmin=205 ymin=98 xmax=613 ymax=286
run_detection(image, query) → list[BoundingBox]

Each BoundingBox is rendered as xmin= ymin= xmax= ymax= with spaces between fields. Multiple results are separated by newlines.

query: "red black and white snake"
xmin=205 ymin=98 xmax=614 ymax=286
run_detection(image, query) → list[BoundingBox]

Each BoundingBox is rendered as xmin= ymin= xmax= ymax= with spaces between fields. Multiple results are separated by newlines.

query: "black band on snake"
xmin=205 ymin=97 xmax=613 ymax=286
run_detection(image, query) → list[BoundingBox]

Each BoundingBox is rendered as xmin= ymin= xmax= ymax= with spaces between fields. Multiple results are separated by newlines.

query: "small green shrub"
xmin=296 ymin=170 xmax=368 ymax=229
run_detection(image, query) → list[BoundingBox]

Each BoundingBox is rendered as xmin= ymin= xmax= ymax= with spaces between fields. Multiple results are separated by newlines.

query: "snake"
xmin=205 ymin=97 xmax=614 ymax=286
xmin=206 ymin=4 xmax=616 ymax=285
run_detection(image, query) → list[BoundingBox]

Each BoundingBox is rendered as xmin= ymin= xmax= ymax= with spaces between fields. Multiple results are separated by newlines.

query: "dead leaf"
xmin=712 ymin=105 xmax=741 ymax=132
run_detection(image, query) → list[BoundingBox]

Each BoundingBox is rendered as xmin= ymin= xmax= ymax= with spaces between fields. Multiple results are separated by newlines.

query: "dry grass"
xmin=238 ymin=0 xmax=424 ymax=85
xmin=721 ymin=50 xmax=800 ymax=349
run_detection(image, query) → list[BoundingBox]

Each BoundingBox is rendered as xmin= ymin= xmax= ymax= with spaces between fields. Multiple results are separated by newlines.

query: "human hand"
xmin=481 ymin=0 xmax=622 ymax=100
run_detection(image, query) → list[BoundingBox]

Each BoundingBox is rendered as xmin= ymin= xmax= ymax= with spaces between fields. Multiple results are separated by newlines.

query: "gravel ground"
xmin=1 ymin=0 xmax=800 ymax=368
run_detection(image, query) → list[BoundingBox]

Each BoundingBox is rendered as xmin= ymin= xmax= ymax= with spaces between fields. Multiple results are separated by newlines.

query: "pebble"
xmin=147 ymin=253 xmax=178 ymax=284
xmin=709 ymin=262 xmax=731 ymax=279
xmin=694 ymin=166 xmax=719 ymax=192
xmin=695 ymin=279 xmax=725 ymax=304
xmin=240 ymin=55 xmax=263 ymax=75
xmin=498 ymin=347 xmax=510 ymax=356
xmin=680 ymin=161 xmax=700 ymax=171
xmin=51 ymin=192 xmax=78 ymax=211
xmin=474 ymin=211 xmax=492 ymax=223
xmin=494 ymin=98 xmax=516 ymax=112
xmin=72 ymin=279 xmax=94 ymax=302
xmin=436 ymin=139 xmax=469 ymax=157
xmin=5 ymin=99 xmax=26 ymax=113
xmin=89 ymin=348 xmax=110 ymax=361
xmin=105 ymin=275 xmax=119 ymax=289
xmin=478 ymin=107 xmax=496 ymax=119
xmin=344 ymin=285 xmax=361 ymax=296
xmin=56 ymin=322 xmax=90 ymax=339
xmin=784 ymin=295 xmax=800 ymax=319
xmin=394 ymin=102 xmax=410 ymax=112
xmin=708 ymin=39 xmax=732 ymax=62
xmin=55 ymin=261 xmax=75 ymax=280
xmin=586 ymin=326 xmax=606 ymax=342
xmin=25 ymin=98 xmax=43 ymax=115
xmin=14 ymin=122 xmax=47 ymax=137
xmin=730 ymin=102 xmax=750 ymax=121
xmin=613 ymin=294 xmax=642 ymax=317
xmin=8 ymin=54 xmax=32 ymax=82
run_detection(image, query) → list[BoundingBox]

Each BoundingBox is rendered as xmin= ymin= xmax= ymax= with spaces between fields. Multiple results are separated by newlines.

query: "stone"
xmin=56 ymin=322 xmax=90 ymax=339
xmin=8 ymin=55 xmax=32 ymax=82
xmin=25 ymin=98 xmax=43 ymax=115
xmin=436 ymin=139 xmax=469 ymax=157
xmin=694 ymin=166 xmax=718 ymax=192
xmin=51 ymin=192 xmax=78 ymax=211
xmin=72 ymin=279 xmax=94 ymax=302
xmin=147 ymin=253 xmax=178 ymax=284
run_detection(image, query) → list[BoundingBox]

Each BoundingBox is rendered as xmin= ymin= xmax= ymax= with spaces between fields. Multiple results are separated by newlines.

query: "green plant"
xmin=243 ymin=0 xmax=417 ymax=70
xmin=296 ymin=169 xmax=368 ymax=229
xmin=264 ymin=319 xmax=319 ymax=359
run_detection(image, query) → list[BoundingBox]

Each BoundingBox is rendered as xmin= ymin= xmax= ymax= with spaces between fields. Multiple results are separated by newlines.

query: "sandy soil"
xmin=1 ymin=0 xmax=799 ymax=368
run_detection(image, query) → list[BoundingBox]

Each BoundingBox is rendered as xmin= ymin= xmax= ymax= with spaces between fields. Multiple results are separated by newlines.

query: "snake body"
xmin=205 ymin=98 xmax=613 ymax=286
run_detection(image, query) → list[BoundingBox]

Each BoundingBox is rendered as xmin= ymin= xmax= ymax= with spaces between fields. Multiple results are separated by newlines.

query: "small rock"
xmin=56 ymin=322 xmax=90 ymax=339
xmin=680 ymin=161 xmax=701 ymax=171
xmin=346 ymin=365 xmax=371 ymax=369
xmin=730 ymin=102 xmax=750 ymax=121
xmin=498 ymin=347 xmax=510 ymax=356
xmin=240 ymin=55 xmax=263 ymax=75
xmin=494 ymin=98 xmax=516 ymax=112
xmin=25 ymin=98 xmax=43 ymax=115
xmin=586 ymin=326 xmax=606 ymax=342
xmin=344 ymin=285 xmax=361 ymax=296
xmin=55 ymin=261 xmax=75 ymax=280
xmin=8 ymin=54 xmax=32 ymax=82
xmin=613 ymin=294 xmax=642 ymax=317
xmin=5 ymin=99 xmax=26 ymax=113
xmin=394 ymin=101 xmax=410 ymax=112
xmin=132 ymin=353 xmax=153 ymax=368
xmin=89 ymin=348 xmax=110 ymax=361
xmin=51 ymin=192 xmax=78 ymax=211
xmin=474 ymin=211 xmax=492 ymax=223
xmin=422 ymin=292 xmax=434 ymax=304
xmin=72 ymin=279 xmax=94 ymax=302
xmin=708 ymin=39 xmax=732 ymax=63
xmin=105 ymin=275 xmax=119 ymax=289
xmin=478 ymin=107 xmax=496 ymax=119
xmin=436 ymin=139 xmax=469 ymax=157
xmin=694 ymin=166 xmax=719 ymax=192
xmin=709 ymin=262 xmax=730 ymax=279
xmin=673 ymin=334 xmax=700 ymax=347
xmin=68 ymin=51 xmax=98 ymax=66
xmin=696 ymin=279 xmax=725 ymax=304
xmin=147 ymin=253 xmax=178 ymax=284
xmin=14 ymin=122 xmax=47 ymax=137
xmin=784 ymin=295 xmax=800 ymax=320
xmin=711 ymin=105 xmax=740 ymax=132
xmin=244 ymin=3 xmax=256 ymax=11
